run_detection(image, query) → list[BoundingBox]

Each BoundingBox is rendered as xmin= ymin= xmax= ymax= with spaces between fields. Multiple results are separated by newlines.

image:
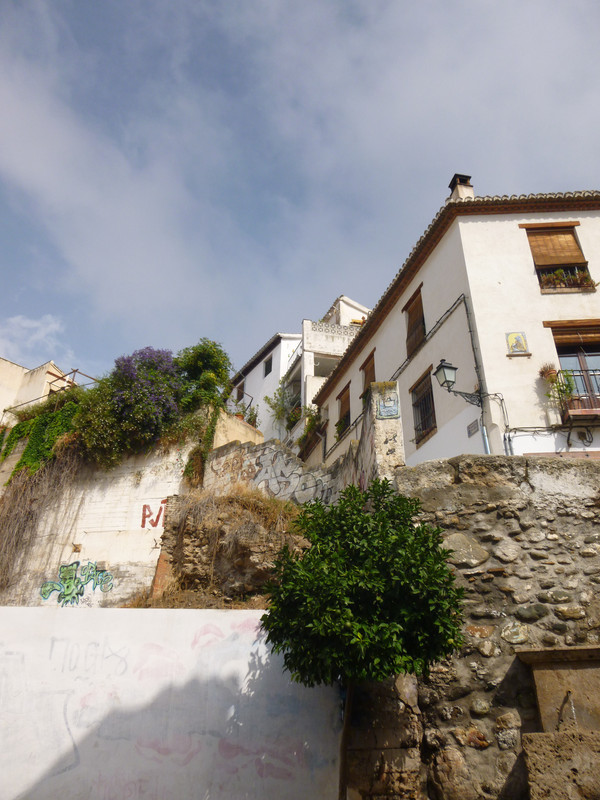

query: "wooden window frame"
xmin=336 ymin=382 xmax=351 ymax=437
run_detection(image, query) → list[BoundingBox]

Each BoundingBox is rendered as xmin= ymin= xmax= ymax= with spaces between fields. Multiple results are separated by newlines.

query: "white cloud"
xmin=0 ymin=0 xmax=599 ymax=375
xmin=0 ymin=314 xmax=74 ymax=369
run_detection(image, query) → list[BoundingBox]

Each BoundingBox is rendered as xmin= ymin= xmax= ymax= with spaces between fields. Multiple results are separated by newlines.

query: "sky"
xmin=1 ymin=0 xmax=599 ymax=379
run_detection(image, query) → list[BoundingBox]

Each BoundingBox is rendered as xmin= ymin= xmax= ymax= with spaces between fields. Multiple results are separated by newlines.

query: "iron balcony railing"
xmin=556 ymin=369 xmax=600 ymax=417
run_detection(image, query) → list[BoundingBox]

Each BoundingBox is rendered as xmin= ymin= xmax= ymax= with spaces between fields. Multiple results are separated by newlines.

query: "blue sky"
xmin=1 ymin=0 xmax=599 ymax=378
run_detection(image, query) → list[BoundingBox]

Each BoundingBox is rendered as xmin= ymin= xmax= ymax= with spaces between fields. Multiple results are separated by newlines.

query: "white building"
xmin=230 ymin=333 xmax=302 ymax=441
xmin=0 ymin=358 xmax=74 ymax=427
xmin=311 ymin=175 xmax=600 ymax=467
xmin=231 ymin=296 xmax=369 ymax=444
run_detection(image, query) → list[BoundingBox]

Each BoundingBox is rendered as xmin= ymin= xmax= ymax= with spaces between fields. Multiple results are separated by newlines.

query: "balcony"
xmin=538 ymin=265 xmax=597 ymax=293
xmin=556 ymin=369 xmax=600 ymax=422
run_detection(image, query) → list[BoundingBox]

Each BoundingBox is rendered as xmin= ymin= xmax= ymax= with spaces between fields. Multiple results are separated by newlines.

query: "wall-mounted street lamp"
xmin=433 ymin=359 xmax=483 ymax=407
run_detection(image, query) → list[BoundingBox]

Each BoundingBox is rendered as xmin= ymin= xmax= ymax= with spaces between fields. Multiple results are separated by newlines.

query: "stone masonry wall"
xmin=382 ymin=455 xmax=600 ymax=800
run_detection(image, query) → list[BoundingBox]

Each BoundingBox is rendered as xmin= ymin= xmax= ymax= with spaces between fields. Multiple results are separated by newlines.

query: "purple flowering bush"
xmin=75 ymin=343 xmax=230 ymax=468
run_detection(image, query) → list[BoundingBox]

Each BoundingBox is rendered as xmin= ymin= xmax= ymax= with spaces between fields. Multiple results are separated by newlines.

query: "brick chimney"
xmin=448 ymin=173 xmax=474 ymax=201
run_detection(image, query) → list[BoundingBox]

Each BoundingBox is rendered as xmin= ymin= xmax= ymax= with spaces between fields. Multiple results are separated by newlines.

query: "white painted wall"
xmin=318 ymin=206 xmax=600 ymax=467
xmin=321 ymin=221 xmax=476 ymax=465
xmin=0 ymin=359 xmax=71 ymax=427
xmin=459 ymin=210 xmax=600 ymax=454
xmin=237 ymin=335 xmax=301 ymax=441
xmin=0 ymin=608 xmax=339 ymax=800
xmin=0 ymin=357 xmax=28 ymax=422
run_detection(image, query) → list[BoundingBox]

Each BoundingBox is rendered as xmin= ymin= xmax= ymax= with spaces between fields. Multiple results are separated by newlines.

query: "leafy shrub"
xmin=1 ymin=339 xmax=233 ymax=472
xmin=175 ymin=338 xmax=232 ymax=412
xmin=262 ymin=479 xmax=464 ymax=687
xmin=76 ymin=347 xmax=182 ymax=468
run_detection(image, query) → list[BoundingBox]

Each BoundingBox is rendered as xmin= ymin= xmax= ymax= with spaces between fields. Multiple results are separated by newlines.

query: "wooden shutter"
xmin=339 ymin=386 xmax=350 ymax=421
xmin=526 ymin=228 xmax=586 ymax=267
xmin=360 ymin=350 xmax=376 ymax=396
xmin=405 ymin=292 xmax=425 ymax=357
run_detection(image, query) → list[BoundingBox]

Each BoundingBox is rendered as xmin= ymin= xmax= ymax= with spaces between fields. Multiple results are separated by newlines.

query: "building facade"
xmin=231 ymin=296 xmax=369 ymax=445
xmin=312 ymin=175 xmax=600 ymax=467
xmin=0 ymin=358 xmax=74 ymax=427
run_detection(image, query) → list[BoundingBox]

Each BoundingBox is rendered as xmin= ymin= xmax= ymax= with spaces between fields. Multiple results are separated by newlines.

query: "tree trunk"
xmin=338 ymin=681 xmax=355 ymax=800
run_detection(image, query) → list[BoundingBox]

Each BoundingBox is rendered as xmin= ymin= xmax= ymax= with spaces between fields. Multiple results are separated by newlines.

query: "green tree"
xmin=175 ymin=338 xmax=232 ymax=412
xmin=261 ymin=479 xmax=463 ymax=799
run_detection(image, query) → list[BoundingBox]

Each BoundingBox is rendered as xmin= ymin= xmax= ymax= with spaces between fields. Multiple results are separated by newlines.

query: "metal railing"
xmin=557 ymin=369 xmax=600 ymax=412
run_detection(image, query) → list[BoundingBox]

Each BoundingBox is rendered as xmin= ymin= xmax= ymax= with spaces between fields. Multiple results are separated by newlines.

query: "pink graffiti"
xmin=141 ymin=499 xmax=167 ymax=528
xmin=255 ymin=758 xmax=293 ymax=780
xmin=217 ymin=736 xmax=303 ymax=781
xmin=191 ymin=624 xmax=226 ymax=649
xmin=132 ymin=643 xmax=184 ymax=681
xmin=230 ymin=617 xmax=262 ymax=636
xmin=136 ymin=733 xmax=203 ymax=766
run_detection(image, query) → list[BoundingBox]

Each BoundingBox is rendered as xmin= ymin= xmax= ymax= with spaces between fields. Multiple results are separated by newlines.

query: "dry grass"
xmin=170 ymin=482 xmax=299 ymax=533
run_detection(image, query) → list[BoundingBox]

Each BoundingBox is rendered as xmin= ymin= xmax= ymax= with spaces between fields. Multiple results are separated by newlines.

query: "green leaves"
xmin=261 ymin=479 xmax=464 ymax=687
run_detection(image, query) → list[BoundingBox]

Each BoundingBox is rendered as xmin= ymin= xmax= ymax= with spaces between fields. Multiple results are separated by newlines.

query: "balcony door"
xmin=557 ymin=345 xmax=600 ymax=407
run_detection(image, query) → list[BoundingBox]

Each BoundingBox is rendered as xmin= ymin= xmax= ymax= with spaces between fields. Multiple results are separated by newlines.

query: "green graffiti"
xmin=40 ymin=561 xmax=114 ymax=606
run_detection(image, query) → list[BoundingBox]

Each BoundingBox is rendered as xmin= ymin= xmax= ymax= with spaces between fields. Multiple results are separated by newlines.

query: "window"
xmin=403 ymin=286 xmax=426 ymax=357
xmin=360 ymin=349 xmax=376 ymax=398
xmin=521 ymin=223 xmax=595 ymax=292
xmin=558 ymin=345 xmax=600 ymax=407
xmin=264 ymin=355 xmax=273 ymax=377
xmin=336 ymin=383 xmax=351 ymax=438
xmin=411 ymin=369 xmax=436 ymax=444
xmin=544 ymin=320 xmax=600 ymax=418
xmin=235 ymin=381 xmax=245 ymax=402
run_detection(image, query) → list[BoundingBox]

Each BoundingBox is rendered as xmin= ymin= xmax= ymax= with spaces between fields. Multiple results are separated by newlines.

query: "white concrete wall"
xmin=0 ymin=608 xmax=339 ymax=800
xmin=0 ymin=357 xmax=28 ymax=422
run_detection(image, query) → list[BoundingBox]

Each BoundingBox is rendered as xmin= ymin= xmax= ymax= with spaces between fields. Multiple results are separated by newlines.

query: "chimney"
xmin=448 ymin=173 xmax=474 ymax=201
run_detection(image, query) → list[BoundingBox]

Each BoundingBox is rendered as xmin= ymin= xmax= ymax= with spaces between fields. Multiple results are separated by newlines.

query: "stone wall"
xmin=376 ymin=455 xmax=600 ymax=800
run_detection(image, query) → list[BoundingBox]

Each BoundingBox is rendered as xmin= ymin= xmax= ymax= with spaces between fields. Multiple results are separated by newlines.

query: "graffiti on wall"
xmin=141 ymin=498 xmax=167 ymax=528
xmin=205 ymin=383 xmax=403 ymax=507
xmin=207 ymin=445 xmax=335 ymax=505
xmin=41 ymin=561 xmax=114 ymax=606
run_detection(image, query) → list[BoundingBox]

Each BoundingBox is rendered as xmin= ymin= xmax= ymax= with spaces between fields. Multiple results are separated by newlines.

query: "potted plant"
xmin=545 ymin=370 xmax=576 ymax=411
xmin=285 ymin=405 xmax=302 ymax=431
xmin=539 ymin=362 xmax=558 ymax=384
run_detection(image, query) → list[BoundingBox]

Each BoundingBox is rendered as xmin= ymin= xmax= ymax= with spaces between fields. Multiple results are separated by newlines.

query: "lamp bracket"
xmin=448 ymin=388 xmax=483 ymax=407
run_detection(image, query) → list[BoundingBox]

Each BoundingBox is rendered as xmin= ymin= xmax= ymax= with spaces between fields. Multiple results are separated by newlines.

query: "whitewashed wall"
xmin=0 ymin=608 xmax=339 ymax=800
xmin=238 ymin=335 xmax=301 ymax=441
xmin=460 ymin=209 xmax=600 ymax=455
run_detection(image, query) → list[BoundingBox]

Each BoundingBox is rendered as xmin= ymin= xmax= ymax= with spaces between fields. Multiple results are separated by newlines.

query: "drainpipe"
xmin=459 ymin=295 xmax=492 ymax=454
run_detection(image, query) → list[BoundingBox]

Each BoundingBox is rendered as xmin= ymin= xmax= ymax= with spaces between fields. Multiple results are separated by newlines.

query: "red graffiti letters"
xmin=141 ymin=499 xmax=167 ymax=528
